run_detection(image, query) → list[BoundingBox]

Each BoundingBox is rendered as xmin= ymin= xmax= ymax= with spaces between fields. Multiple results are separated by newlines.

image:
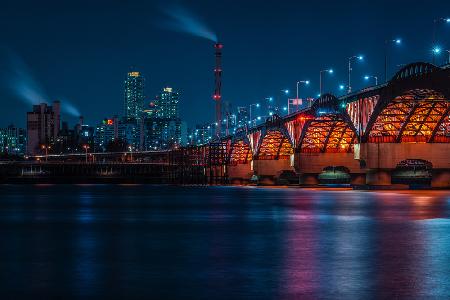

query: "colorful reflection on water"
xmin=0 ymin=185 xmax=449 ymax=299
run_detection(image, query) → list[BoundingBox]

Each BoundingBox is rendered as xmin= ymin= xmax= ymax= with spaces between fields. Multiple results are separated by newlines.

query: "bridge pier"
xmin=365 ymin=169 xmax=392 ymax=186
xmin=295 ymin=152 xmax=364 ymax=185
xmin=431 ymin=170 xmax=450 ymax=188
xmin=252 ymin=157 xmax=295 ymax=185
xmin=227 ymin=163 xmax=253 ymax=184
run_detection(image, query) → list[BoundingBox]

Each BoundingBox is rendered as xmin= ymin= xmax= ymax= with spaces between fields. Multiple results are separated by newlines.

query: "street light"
xmin=384 ymin=38 xmax=402 ymax=82
xmin=364 ymin=75 xmax=378 ymax=86
xmin=433 ymin=17 xmax=450 ymax=64
xmin=128 ymin=145 xmax=133 ymax=162
xmin=249 ymin=103 xmax=260 ymax=127
xmin=319 ymin=69 xmax=333 ymax=96
xmin=293 ymin=80 xmax=310 ymax=113
xmin=348 ymin=55 xmax=363 ymax=93
xmin=41 ymin=144 xmax=51 ymax=162
xmin=83 ymin=144 xmax=90 ymax=163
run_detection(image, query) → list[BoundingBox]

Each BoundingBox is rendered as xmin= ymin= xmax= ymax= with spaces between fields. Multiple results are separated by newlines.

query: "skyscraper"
xmin=142 ymin=87 xmax=186 ymax=150
xmin=124 ymin=71 xmax=145 ymax=120
xmin=154 ymin=87 xmax=179 ymax=118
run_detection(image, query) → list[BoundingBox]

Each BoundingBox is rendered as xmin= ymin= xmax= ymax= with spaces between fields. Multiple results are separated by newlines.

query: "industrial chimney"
xmin=213 ymin=43 xmax=223 ymax=138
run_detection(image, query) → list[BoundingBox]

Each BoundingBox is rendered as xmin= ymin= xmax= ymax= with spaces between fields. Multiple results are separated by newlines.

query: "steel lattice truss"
xmin=257 ymin=130 xmax=293 ymax=160
xmin=368 ymin=89 xmax=450 ymax=143
xmin=300 ymin=116 xmax=356 ymax=153
xmin=433 ymin=114 xmax=450 ymax=142
xmin=229 ymin=140 xmax=252 ymax=164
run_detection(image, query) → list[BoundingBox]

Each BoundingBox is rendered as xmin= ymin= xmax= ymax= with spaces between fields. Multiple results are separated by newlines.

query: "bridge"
xmin=198 ymin=62 xmax=450 ymax=187
xmin=4 ymin=62 xmax=449 ymax=187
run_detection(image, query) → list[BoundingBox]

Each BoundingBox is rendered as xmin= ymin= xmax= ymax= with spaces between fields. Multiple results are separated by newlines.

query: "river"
xmin=0 ymin=185 xmax=449 ymax=299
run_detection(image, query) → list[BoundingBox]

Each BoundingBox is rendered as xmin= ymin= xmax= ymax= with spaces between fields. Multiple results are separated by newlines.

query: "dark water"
xmin=1 ymin=185 xmax=450 ymax=299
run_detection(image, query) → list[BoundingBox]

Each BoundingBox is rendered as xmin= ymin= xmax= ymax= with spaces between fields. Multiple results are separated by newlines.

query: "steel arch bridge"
xmin=216 ymin=62 xmax=450 ymax=166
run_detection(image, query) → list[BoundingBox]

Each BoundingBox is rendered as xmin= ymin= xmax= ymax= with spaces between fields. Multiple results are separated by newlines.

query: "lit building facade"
xmin=124 ymin=71 xmax=145 ymax=121
xmin=142 ymin=87 xmax=186 ymax=150
xmin=0 ymin=125 xmax=26 ymax=155
xmin=26 ymin=101 xmax=61 ymax=155
xmin=94 ymin=117 xmax=141 ymax=151
xmin=236 ymin=106 xmax=249 ymax=129
xmin=154 ymin=87 xmax=179 ymax=119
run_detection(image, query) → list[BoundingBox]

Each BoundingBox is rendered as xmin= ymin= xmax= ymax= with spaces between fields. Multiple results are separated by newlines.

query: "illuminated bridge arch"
xmin=393 ymin=62 xmax=438 ymax=80
xmin=298 ymin=94 xmax=358 ymax=153
xmin=255 ymin=115 xmax=294 ymax=160
xmin=364 ymin=64 xmax=450 ymax=143
xmin=228 ymin=135 xmax=252 ymax=165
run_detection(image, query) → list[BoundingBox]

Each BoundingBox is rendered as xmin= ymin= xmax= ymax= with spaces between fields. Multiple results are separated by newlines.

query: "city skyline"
xmin=0 ymin=0 xmax=449 ymax=129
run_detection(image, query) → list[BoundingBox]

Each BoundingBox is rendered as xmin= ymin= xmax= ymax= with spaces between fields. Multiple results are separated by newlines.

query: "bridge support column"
xmin=227 ymin=163 xmax=253 ymax=184
xmin=252 ymin=158 xmax=295 ymax=185
xmin=431 ymin=170 xmax=450 ymax=188
xmin=365 ymin=169 xmax=392 ymax=186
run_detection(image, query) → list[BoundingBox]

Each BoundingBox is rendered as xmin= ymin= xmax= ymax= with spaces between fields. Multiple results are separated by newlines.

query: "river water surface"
xmin=0 ymin=185 xmax=450 ymax=299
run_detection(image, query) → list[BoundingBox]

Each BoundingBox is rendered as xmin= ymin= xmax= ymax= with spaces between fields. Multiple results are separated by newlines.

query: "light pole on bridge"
xmin=348 ymin=55 xmax=363 ymax=94
xmin=319 ymin=69 xmax=333 ymax=96
xmin=364 ymin=75 xmax=378 ymax=86
xmin=384 ymin=38 xmax=401 ymax=82
xmin=249 ymin=103 xmax=260 ymax=127
xmin=432 ymin=17 xmax=450 ymax=64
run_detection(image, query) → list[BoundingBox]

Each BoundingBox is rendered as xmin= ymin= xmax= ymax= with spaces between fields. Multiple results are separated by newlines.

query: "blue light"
xmin=284 ymin=89 xmax=290 ymax=94
xmin=269 ymin=112 xmax=273 ymax=116
xmin=446 ymin=18 xmax=450 ymax=23
xmin=364 ymin=75 xmax=370 ymax=80
xmin=395 ymin=39 xmax=401 ymax=44
xmin=328 ymin=69 xmax=334 ymax=74
xmin=317 ymin=93 xmax=321 ymax=97
xmin=257 ymin=116 xmax=261 ymax=120
xmin=256 ymin=103 xmax=260 ymax=107
xmin=339 ymin=85 xmax=345 ymax=90
xmin=305 ymin=80 xmax=310 ymax=85
xmin=283 ymin=106 xmax=287 ymax=111
xmin=341 ymin=103 xmax=346 ymax=108
xmin=358 ymin=55 xmax=364 ymax=60
xmin=318 ymin=110 xmax=326 ymax=114
xmin=433 ymin=47 xmax=441 ymax=54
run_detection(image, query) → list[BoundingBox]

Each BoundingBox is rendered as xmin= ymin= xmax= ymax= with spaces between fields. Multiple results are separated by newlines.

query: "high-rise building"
xmin=124 ymin=71 xmax=145 ymax=120
xmin=0 ymin=125 xmax=26 ymax=156
xmin=26 ymin=101 xmax=61 ymax=155
xmin=236 ymin=106 xmax=249 ymax=128
xmin=142 ymin=87 xmax=186 ymax=150
xmin=154 ymin=87 xmax=179 ymax=119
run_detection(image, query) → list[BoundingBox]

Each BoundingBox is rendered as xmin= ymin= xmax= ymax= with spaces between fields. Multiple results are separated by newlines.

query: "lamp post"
xmin=294 ymin=80 xmax=309 ymax=113
xmin=364 ymin=75 xmax=378 ymax=86
xmin=128 ymin=145 xmax=133 ymax=162
xmin=348 ymin=55 xmax=363 ymax=94
xmin=384 ymin=38 xmax=401 ymax=82
xmin=433 ymin=47 xmax=442 ymax=64
xmin=83 ymin=144 xmax=89 ymax=163
xmin=249 ymin=103 xmax=260 ymax=127
xmin=319 ymin=69 xmax=333 ymax=96
xmin=433 ymin=17 xmax=450 ymax=64
xmin=41 ymin=144 xmax=50 ymax=162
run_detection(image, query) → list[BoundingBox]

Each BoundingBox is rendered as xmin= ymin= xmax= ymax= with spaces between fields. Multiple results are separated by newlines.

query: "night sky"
xmin=0 ymin=0 xmax=449 ymax=128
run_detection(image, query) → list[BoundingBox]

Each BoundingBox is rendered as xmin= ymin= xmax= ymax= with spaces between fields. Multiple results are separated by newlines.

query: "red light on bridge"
xmin=213 ymin=94 xmax=221 ymax=100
